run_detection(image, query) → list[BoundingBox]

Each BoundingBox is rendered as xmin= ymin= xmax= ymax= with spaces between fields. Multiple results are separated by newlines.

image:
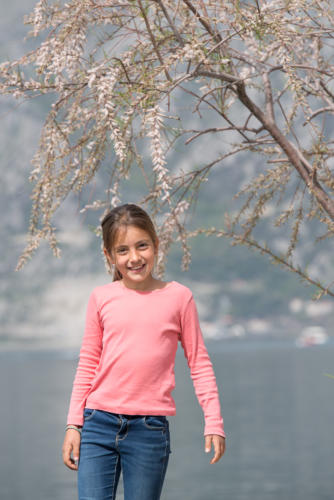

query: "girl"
xmin=62 ymin=203 xmax=226 ymax=500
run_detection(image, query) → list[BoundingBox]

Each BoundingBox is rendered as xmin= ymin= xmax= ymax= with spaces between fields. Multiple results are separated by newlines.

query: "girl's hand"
xmin=205 ymin=434 xmax=226 ymax=464
xmin=62 ymin=429 xmax=81 ymax=470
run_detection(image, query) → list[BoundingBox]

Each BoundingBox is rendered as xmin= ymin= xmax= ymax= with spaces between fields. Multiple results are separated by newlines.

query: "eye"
xmin=139 ymin=242 xmax=148 ymax=248
xmin=116 ymin=247 xmax=127 ymax=254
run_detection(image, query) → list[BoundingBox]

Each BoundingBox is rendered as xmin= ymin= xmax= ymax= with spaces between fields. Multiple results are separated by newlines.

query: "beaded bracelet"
xmin=66 ymin=425 xmax=82 ymax=435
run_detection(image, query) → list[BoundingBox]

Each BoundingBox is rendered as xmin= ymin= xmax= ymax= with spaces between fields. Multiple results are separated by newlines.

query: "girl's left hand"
xmin=205 ymin=434 xmax=226 ymax=464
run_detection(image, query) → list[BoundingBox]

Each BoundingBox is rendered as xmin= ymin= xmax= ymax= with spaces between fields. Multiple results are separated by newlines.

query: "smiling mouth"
xmin=128 ymin=264 xmax=145 ymax=272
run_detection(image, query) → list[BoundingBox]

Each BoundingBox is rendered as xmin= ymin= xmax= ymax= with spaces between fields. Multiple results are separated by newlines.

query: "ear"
xmin=104 ymin=247 xmax=114 ymax=265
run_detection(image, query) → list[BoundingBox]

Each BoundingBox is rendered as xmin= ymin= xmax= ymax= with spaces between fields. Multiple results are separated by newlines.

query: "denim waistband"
xmin=115 ymin=413 xmax=166 ymax=420
xmin=116 ymin=413 xmax=144 ymax=419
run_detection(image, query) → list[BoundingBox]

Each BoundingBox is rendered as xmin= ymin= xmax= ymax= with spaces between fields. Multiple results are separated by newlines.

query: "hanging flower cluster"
xmin=1 ymin=0 xmax=333 ymax=294
xmin=145 ymin=105 xmax=171 ymax=203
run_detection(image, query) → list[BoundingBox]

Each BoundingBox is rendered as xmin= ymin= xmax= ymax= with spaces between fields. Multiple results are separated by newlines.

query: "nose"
xmin=129 ymin=248 xmax=140 ymax=263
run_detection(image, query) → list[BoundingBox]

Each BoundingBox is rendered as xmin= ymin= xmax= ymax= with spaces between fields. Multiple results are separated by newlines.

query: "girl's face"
xmin=104 ymin=225 xmax=159 ymax=290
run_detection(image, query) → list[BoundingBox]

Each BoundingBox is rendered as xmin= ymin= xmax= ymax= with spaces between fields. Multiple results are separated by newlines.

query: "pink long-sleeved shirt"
xmin=66 ymin=280 xmax=225 ymax=437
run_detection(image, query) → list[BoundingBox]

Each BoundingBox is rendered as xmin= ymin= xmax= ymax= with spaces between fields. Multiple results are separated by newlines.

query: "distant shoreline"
xmin=1 ymin=336 xmax=334 ymax=359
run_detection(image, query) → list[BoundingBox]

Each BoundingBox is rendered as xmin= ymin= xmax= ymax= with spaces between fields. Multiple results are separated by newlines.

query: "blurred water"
xmin=0 ymin=338 xmax=333 ymax=500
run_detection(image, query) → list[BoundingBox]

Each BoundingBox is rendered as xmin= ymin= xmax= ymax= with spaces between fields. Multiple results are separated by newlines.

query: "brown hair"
xmin=101 ymin=203 xmax=159 ymax=281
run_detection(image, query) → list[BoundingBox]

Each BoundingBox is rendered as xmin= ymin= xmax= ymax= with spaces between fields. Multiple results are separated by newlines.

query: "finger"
xmin=210 ymin=439 xmax=223 ymax=464
xmin=221 ymin=439 xmax=226 ymax=456
xmin=210 ymin=451 xmax=221 ymax=464
xmin=63 ymin=443 xmax=78 ymax=470
xmin=210 ymin=447 xmax=220 ymax=464
xmin=72 ymin=442 xmax=81 ymax=468
xmin=205 ymin=435 xmax=212 ymax=453
xmin=62 ymin=443 xmax=72 ymax=468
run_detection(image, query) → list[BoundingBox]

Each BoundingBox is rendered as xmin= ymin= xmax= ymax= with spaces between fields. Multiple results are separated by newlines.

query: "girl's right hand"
xmin=62 ymin=429 xmax=81 ymax=470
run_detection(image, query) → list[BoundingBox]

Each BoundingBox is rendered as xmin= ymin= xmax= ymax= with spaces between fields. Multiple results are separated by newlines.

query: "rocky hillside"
xmin=1 ymin=0 xmax=333 ymax=348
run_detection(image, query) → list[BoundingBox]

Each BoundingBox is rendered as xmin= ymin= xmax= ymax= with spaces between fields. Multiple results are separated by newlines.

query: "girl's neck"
xmin=119 ymin=277 xmax=170 ymax=292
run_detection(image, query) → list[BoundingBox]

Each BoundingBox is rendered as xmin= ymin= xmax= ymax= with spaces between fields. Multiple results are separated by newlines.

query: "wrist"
xmin=66 ymin=424 xmax=82 ymax=434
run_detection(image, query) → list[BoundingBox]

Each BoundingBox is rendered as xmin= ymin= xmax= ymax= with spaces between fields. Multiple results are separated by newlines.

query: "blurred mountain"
xmin=1 ymin=0 xmax=333 ymax=348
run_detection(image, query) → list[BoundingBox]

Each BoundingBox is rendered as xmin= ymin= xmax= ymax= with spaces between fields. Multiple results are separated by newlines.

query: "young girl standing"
xmin=62 ymin=203 xmax=226 ymax=500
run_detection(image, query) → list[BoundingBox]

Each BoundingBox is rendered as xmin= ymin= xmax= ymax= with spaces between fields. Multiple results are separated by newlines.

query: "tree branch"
xmin=185 ymin=227 xmax=334 ymax=298
xmin=181 ymin=0 xmax=222 ymax=44
xmin=137 ymin=0 xmax=171 ymax=82
xmin=304 ymin=106 xmax=334 ymax=124
xmin=153 ymin=0 xmax=184 ymax=46
xmin=263 ymin=72 xmax=275 ymax=124
xmin=235 ymin=82 xmax=334 ymax=221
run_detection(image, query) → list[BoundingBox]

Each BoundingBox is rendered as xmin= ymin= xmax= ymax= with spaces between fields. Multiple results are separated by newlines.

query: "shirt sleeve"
xmin=179 ymin=294 xmax=226 ymax=438
xmin=66 ymin=290 xmax=103 ymax=426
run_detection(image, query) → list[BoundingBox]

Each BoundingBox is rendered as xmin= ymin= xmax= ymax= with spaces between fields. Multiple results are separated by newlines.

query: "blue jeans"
xmin=78 ymin=408 xmax=172 ymax=500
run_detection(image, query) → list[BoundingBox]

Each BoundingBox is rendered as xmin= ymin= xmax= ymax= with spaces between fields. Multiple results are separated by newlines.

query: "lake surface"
xmin=0 ymin=338 xmax=333 ymax=500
